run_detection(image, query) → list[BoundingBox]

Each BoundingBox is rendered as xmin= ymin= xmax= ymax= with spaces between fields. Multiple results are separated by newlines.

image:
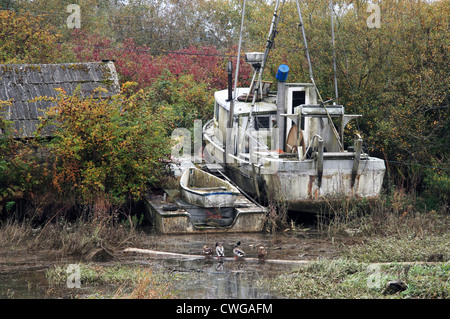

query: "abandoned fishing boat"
xmin=180 ymin=167 xmax=240 ymax=208
xmin=202 ymin=0 xmax=386 ymax=213
xmin=143 ymin=188 xmax=267 ymax=234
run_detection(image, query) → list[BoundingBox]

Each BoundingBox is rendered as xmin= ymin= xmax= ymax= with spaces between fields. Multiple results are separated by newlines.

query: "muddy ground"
xmin=0 ymin=227 xmax=352 ymax=299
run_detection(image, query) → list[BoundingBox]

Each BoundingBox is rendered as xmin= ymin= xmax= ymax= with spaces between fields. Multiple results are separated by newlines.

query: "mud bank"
xmin=0 ymin=229 xmax=344 ymax=299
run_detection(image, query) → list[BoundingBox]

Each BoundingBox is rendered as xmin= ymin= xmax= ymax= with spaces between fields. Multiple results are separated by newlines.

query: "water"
xmin=159 ymin=257 xmax=286 ymax=299
xmin=0 ymin=230 xmax=338 ymax=299
xmin=0 ymin=257 xmax=285 ymax=299
xmin=0 ymin=270 xmax=48 ymax=299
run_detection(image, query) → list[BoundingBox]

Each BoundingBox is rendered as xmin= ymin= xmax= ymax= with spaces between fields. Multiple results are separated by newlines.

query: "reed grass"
xmin=0 ymin=213 xmax=138 ymax=258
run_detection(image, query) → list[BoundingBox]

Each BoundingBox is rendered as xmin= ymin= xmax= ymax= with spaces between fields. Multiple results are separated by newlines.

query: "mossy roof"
xmin=0 ymin=61 xmax=120 ymax=138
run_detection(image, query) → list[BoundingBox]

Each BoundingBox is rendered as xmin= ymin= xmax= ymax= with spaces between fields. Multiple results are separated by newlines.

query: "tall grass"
xmin=316 ymin=185 xmax=449 ymax=238
xmin=46 ymin=263 xmax=177 ymax=299
xmin=258 ymin=258 xmax=450 ymax=299
xmin=0 ymin=212 xmax=138 ymax=258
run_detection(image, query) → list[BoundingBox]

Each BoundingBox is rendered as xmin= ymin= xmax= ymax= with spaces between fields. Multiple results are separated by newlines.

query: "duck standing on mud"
xmin=257 ymin=246 xmax=267 ymax=260
xmin=203 ymin=245 xmax=213 ymax=256
xmin=216 ymin=242 xmax=225 ymax=259
xmin=233 ymin=241 xmax=245 ymax=260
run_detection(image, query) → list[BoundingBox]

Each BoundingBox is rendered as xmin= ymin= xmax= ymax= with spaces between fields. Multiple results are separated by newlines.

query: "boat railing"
xmin=302 ymin=134 xmax=323 ymax=160
xmin=238 ymin=125 xmax=269 ymax=151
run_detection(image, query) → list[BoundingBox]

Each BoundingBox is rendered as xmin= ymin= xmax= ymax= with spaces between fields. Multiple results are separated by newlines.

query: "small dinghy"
xmin=180 ymin=167 xmax=240 ymax=208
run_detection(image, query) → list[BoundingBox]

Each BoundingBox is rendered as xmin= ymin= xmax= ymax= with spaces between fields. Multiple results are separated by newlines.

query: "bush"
xmin=1 ymin=102 xmax=44 ymax=217
xmin=37 ymin=83 xmax=173 ymax=210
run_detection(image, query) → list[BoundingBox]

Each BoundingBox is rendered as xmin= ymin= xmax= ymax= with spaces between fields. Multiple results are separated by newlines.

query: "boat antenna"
xmin=295 ymin=0 xmax=323 ymax=103
xmin=233 ymin=0 xmax=247 ymax=100
xmin=330 ymin=0 xmax=339 ymax=104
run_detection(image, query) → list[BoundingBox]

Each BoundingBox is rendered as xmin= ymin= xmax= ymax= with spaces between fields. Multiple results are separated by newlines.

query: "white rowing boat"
xmin=180 ymin=167 xmax=240 ymax=208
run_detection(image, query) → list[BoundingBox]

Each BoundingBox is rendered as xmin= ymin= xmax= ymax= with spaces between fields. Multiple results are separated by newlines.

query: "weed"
xmin=46 ymin=263 xmax=178 ymax=299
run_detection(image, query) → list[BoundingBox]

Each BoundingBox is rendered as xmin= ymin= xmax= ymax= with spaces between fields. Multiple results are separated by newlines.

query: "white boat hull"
xmin=203 ymin=119 xmax=385 ymax=212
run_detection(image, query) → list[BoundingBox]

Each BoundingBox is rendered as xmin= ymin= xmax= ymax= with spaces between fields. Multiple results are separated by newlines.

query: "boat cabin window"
xmin=214 ymin=102 xmax=219 ymax=121
xmin=292 ymin=90 xmax=305 ymax=113
xmin=254 ymin=116 xmax=271 ymax=131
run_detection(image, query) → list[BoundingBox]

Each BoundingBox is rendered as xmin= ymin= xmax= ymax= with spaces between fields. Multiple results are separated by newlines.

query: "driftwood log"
xmin=123 ymin=247 xmax=447 ymax=266
xmin=123 ymin=247 xmax=310 ymax=265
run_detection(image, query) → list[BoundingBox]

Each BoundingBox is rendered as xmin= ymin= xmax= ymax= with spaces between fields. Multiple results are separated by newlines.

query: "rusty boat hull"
xmin=202 ymin=86 xmax=386 ymax=214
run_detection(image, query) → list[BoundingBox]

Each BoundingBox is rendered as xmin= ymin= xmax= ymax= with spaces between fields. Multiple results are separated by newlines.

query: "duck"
xmin=203 ymin=245 xmax=213 ymax=256
xmin=215 ymin=242 xmax=225 ymax=258
xmin=257 ymin=246 xmax=267 ymax=259
xmin=233 ymin=241 xmax=245 ymax=260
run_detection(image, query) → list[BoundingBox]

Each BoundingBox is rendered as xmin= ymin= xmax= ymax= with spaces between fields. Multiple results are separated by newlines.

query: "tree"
xmin=0 ymin=10 xmax=64 ymax=64
xmin=37 ymin=83 xmax=174 ymax=208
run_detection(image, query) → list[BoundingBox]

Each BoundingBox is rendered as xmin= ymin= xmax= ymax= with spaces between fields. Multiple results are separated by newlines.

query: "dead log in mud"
xmin=123 ymin=247 xmax=311 ymax=265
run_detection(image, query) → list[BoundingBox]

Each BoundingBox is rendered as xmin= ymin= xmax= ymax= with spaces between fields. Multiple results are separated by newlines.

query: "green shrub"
xmin=37 ymin=82 xmax=173 ymax=208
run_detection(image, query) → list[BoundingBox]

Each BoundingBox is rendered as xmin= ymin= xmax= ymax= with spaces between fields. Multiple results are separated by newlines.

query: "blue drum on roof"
xmin=276 ymin=64 xmax=289 ymax=82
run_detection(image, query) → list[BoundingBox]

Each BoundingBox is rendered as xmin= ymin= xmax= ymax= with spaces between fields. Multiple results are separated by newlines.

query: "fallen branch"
xmin=123 ymin=248 xmax=448 ymax=266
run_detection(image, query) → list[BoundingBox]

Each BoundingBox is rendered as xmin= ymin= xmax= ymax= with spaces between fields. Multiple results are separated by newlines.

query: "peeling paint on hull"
xmin=203 ymin=120 xmax=385 ymax=213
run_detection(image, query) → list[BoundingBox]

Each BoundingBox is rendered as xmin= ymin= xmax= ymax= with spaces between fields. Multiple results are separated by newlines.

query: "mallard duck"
xmin=257 ymin=246 xmax=267 ymax=259
xmin=233 ymin=241 xmax=245 ymax=259
xmin=215 ymin=242 xmax=225 ymax=258
xmin=203 ymin=245 xmax=213 ymax=256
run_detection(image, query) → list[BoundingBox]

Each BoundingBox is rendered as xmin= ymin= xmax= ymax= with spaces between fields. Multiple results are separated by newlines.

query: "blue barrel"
xmin=276 ymin=64 xmax=289 ymax=82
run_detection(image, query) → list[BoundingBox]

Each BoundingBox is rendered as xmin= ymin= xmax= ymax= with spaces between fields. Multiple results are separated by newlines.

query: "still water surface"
xmin=0 ymin=230 xmax=337 ymax=299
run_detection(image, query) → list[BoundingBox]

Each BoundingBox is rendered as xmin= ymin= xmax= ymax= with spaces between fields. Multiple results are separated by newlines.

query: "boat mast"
xmin=233 ymin=0 xmax=247 ymax=100
xmin=296 ymin=0 xmax=343 ymax=150
xmin=244 ymin=0 xmax=284 ymax=136
xmin=259 ymin=0 xmax=284 ymax=98
xmin=247 ymin=0 xmax=284 ymax=102
xmin=295 ymin=0 xmax=323 ymax=103
xmin=330 ymin=0 xmax=339 ymax=104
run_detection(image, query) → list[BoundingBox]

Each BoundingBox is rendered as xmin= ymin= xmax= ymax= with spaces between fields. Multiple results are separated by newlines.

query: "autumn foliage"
xmin=0 ymin=10 xmax=64 ymax=64
xmin=0 ymin=0 xmax=449 ymax=218
xmin=70 ymin=30 xmax=251 ymax=91
xmin=37 ymin=84 xmax=173 ymax=207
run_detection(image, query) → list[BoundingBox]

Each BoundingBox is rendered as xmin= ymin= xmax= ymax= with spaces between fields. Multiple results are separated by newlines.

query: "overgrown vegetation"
xmin=0 ymin=1 xmax=448 ymax=300
xmin=1 ymin=1 xmax=448 ymax=221
xmin=1 ymin=83 xmax=176 ymax=221
xmin=37 ymin=83 xmax=173 ymax=208
xmin=0 ymin=213 xmax=139 ymax=257
xmin=315 ymin=183 xmax=449 ymax=238
xmin=258 ymin=259 xmax=449 ymax=299
xmin=46 ymin=263 xmax=178 ymax=299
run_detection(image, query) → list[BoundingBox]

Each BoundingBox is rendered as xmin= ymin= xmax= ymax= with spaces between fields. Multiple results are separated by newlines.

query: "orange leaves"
xmin=0 ymin=10 xmax=62 ymax=64
xmin=38 ymin=83 xmax=172 ymax=205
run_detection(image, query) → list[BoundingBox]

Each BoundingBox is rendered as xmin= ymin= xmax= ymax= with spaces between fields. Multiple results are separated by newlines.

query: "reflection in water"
xmin=0 ymin=270 xmax=48 ymax=299
xmin=164 ymin=258 xmax=280 ymax=299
